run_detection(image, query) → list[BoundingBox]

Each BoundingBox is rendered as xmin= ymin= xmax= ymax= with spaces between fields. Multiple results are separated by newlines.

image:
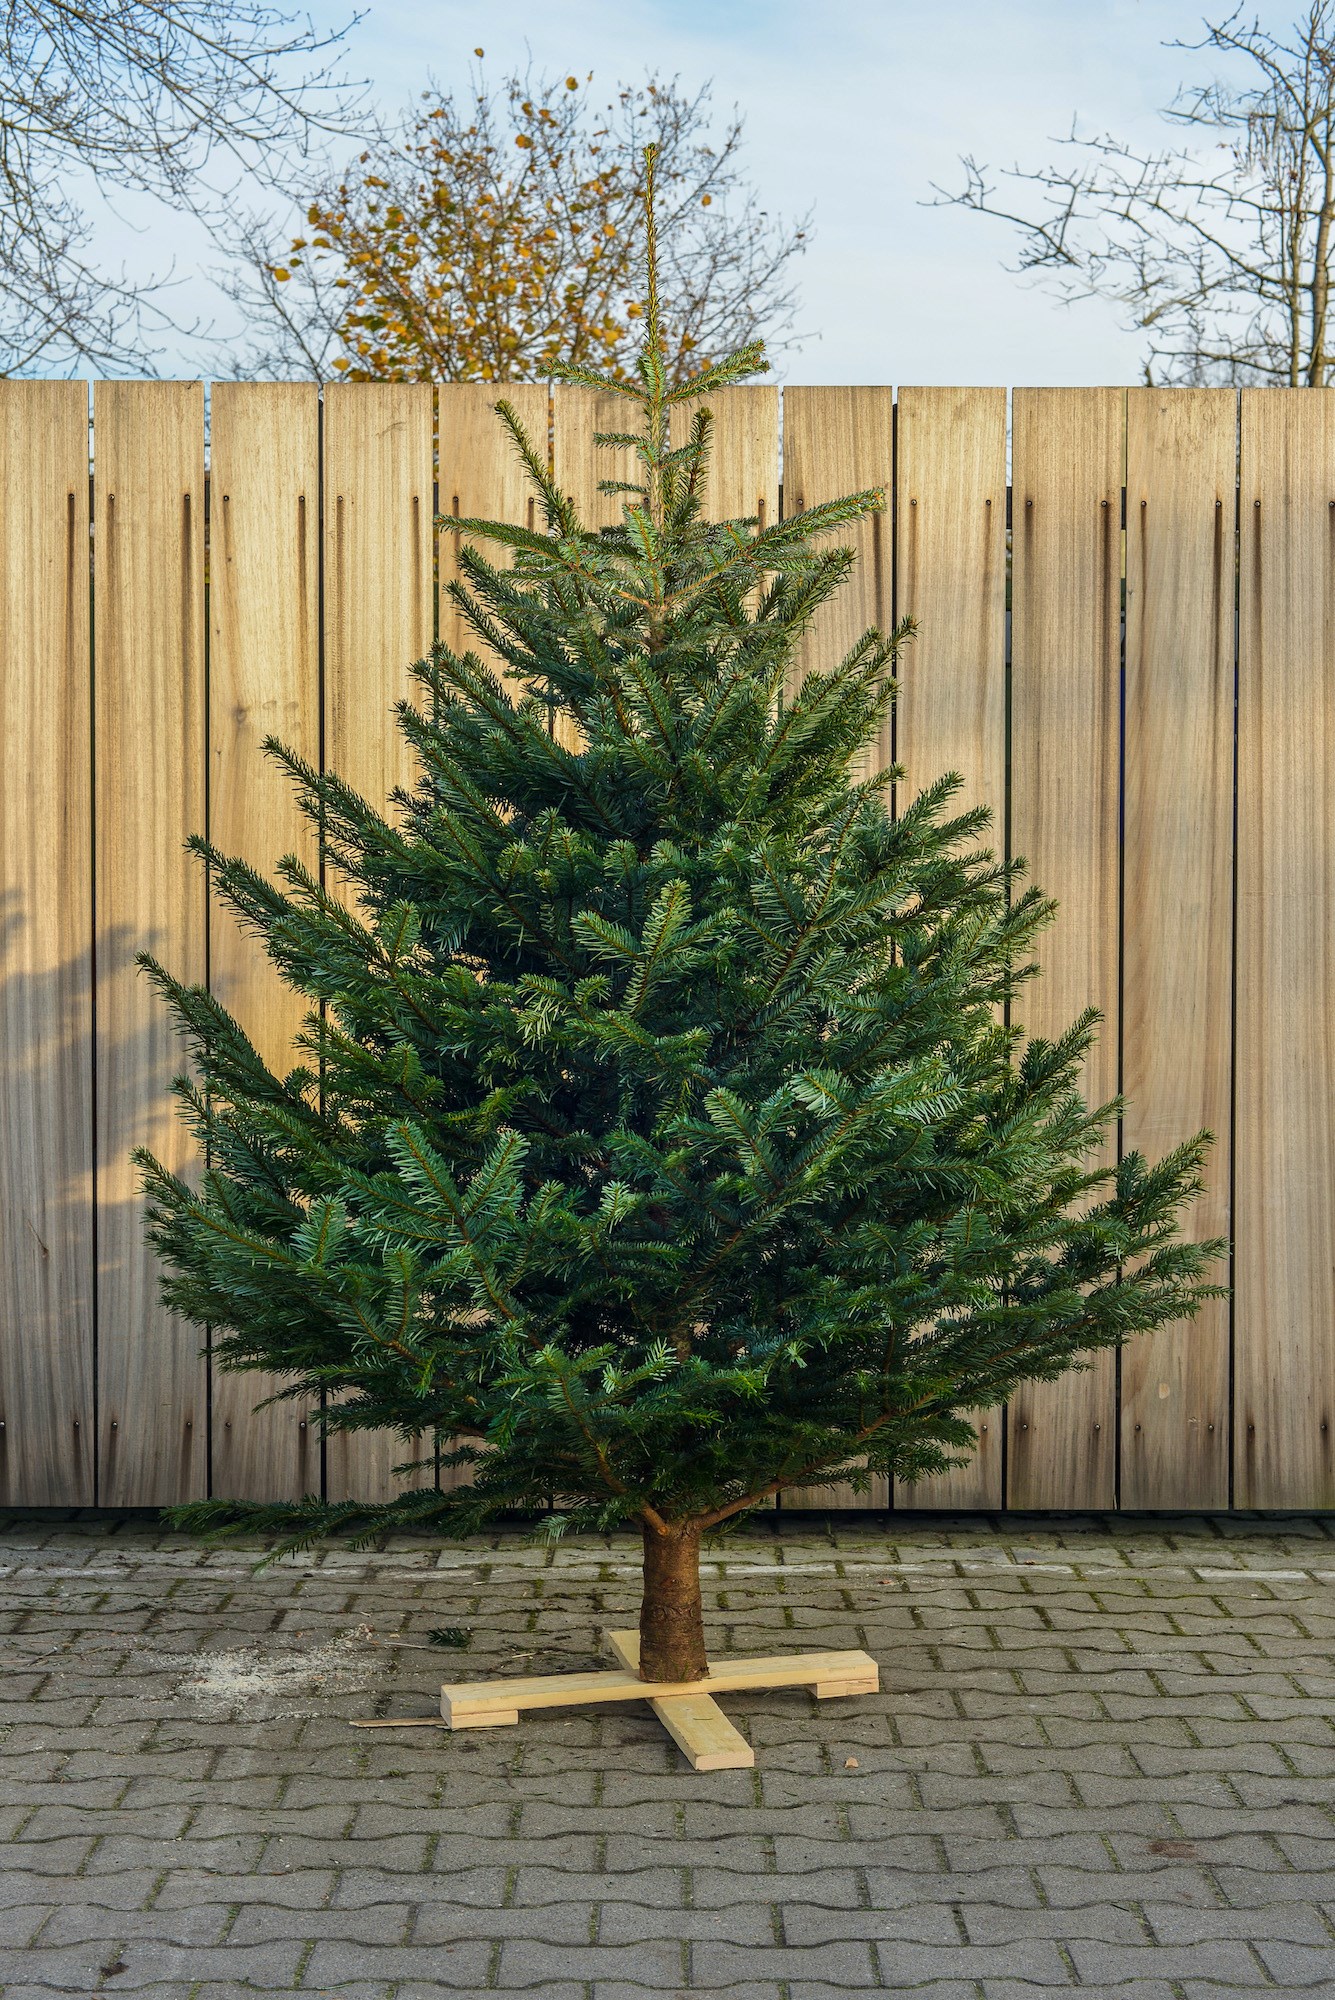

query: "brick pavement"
xmin=1 ymin=1510 xmax=1333 ymax=1997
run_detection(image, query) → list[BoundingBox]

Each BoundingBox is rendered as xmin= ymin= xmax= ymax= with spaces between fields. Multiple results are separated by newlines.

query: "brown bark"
xmin=639 ymin=1519 xmax=708 ymax=1682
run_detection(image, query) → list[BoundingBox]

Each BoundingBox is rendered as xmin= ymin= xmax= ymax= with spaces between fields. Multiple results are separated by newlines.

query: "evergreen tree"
xmin=146 ymin=155 xmax=1220 ymax=1684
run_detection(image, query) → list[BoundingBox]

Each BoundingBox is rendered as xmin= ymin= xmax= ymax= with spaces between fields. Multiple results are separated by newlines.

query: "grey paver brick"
xmin=2 ymin=1511 xmax=1334 ymax=1995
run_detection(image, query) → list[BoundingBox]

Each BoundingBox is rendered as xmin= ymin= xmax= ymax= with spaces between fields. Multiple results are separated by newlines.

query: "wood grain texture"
xmin=552 ymin=384 xmax=779 ymax=527
xmin=208 ymin=384 xmax=322 ymax=1502
xmin=894 ymin=386 xmax=1008 ymax=1511
xmin=440 ymin=1646 xmax=878 ymax=1720
xmin=1236 ymin=390 xmax=1335 ymax=1506
xmin=1007 ymin=389 xmax=1123 ymax=1511
xmin=94 ymin=382 xmax=207 ymax=1505
xmin=0 ymin=383 xmax=94 ymax=1505
xmin=438 ymin=382 xmax=549 ymax=700
xmin=323 ymin=382 xmax=434 ymax=1505
xmin=550 ymin=386 xmax=623 ymax=504
xmin=1121 ymin=389 xmax=1234 ymax=1509
xmin=674 ymin=385 xmax=779 ymax=526
xmin=778 ymin=389 xmax=894 ymax=1511
xmin=782 ymin=386 xmax=893 ymax=786
xmin=605 ymin=1629 xmax=754 ymax=1770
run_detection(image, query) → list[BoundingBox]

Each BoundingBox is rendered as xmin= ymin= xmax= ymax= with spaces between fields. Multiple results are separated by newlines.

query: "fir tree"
xmin=145 ymin=153 xmax=1221 ymax=1683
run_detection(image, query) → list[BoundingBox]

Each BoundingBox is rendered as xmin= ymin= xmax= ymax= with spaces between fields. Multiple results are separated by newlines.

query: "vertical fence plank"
xmin=1008 ymin=389 xmax=1123 ymax=1511
xmin=95 ymin=383 xmax=207 ymax=1505
xmin=553 ymin=385 xmax=779 ymax=526
xmin=1122 ymin=389 xmax=1234 ymax=1509
xmin=1236 ymin=390 xmax=1335 ymax=1507
xmin=208 ymin=384 xmax=322 ymax=1501
xmin=0 ymin=384 xmax=94 ymax=1505
xmin=552 ymin=387 xmax=631 ymax=530
xmin=895 ymin=386 xmax=1009 ymax=1510
xmin=435 ymin=382 xmax=548 ymax=1495
xmin=323 ymin=382 xmax=435 ymax=1504
xmin=779 ymin=387 xmax=894 ymax=1510
xmin=676 ymin=385 xmax=779 ymax=524
xmin=438 ymin=383 xmax=548 ymax=659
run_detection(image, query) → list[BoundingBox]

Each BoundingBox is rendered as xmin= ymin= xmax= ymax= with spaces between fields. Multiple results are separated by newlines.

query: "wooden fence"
xmin=1 ymin=378 xmax=1331 ymax=1514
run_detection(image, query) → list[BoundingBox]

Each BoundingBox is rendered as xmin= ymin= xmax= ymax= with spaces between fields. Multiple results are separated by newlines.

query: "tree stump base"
xmin=437 ymin=1629 xmax=879 ymax=1771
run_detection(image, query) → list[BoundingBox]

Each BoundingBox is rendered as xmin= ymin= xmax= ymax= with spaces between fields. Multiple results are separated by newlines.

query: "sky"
xmin=87 ymin=0 xmax=1288 ymax=385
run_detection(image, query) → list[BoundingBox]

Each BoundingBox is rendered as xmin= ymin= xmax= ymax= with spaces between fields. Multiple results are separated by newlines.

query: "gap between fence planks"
xmin=1236 ymin=389 xmax=1335 ymax=1507
xmin=1121 ymin=389 xmax=1234 ymax=1509
xmin=208 ymin=383 xmax=322 ymax=1503
xmin=1007 ymin=389 xmax=1123 ymax=1512
xmin=3 ymin=378 xmax=1332 ymax=1511
xmin=94 ymin=382 xmax=208 ymax=1507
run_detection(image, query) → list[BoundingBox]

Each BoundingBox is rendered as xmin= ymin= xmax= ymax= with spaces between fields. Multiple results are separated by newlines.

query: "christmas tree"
xmin=147 ymin=154 xmax=1220 ymax=1683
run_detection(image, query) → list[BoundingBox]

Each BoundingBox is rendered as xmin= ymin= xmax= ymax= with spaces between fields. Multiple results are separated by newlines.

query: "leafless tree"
xmin=1 ymin=0 xmax=361 ymax=375
xmin=218 ymin=66 xmax=809 ymax=384
xmin=935 ymin=6 xmax=1335 ymax=386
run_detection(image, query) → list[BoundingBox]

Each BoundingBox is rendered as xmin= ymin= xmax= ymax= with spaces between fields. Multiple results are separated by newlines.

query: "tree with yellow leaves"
xmin=225 ymin=62 xmax=807 ymax=382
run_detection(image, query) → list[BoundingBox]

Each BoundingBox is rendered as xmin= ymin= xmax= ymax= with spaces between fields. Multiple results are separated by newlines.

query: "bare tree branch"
xmin=217 ymin=65 xmax=809 ymax=385
xmin=932 ymin=4 xmax=1335 ymax=386
xmin=0 ymin=0 xmax=363 ymax=375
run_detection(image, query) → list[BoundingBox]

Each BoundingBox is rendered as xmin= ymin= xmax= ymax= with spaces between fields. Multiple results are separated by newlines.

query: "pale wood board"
xmin=776 ymin=388 xmax=895 ymax=1509
xmin=208 ymin=384 xmax=322 ymax=1501
xmin=551 ymin=386 xmax=637 ymax=531
xmin=0 ymin=383 xmax=95 ymax=1504
xmin=552 ymin=384 xmax=779 ymax=528
xmin=1236 ymin=390 xmax=1335 ymax=1505
xmin=94 ymin=382 xmax=207 ymax=1504
xmin=606 ymin=1628 xmax=753 ymax=1771
xmin=322 ymin=382 xmax=434 ymax=1505
xmin=672 ymin=384 xmax=779 ymax=527
xmin=1121 ymin=389 xmax=1234 ymax=1509
xmin=440 ymin=1645 xmax=878 ymax=1723
xmin=1007 ymin=389 xmax=1124 ymax=1510
xmin=550 ymin=386 xmax=636 ymax=751
xmin=438 ymin=382 xmax=549 ymax=660
xmin=893 ymin=386 xmax=1008 ymax=1511
xmin=782 ymin=385 xmax=894 ymax=787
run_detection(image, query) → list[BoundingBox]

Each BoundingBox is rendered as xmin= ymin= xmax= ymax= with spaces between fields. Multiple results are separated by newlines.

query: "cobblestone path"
xmin=1 ymin=1511 xmax=1333 ymax=1997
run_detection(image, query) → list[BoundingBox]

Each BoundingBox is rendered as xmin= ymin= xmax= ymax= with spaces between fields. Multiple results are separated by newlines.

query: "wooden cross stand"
xmin=439 ymin=1631 xmax=879 ymax=1771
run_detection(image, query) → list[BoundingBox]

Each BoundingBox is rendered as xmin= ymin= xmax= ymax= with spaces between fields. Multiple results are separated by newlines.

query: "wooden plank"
xmin=438 ymin=381 xmax=550 ymax=753
xmin=673 ymin=384 xmax=779 ymax=527
xmin=0 ymin=383 xmax=94 ymax=1505
xmin=550 ymin=386 xmax=638 ymax=752
xmin=606 ymin=1629 xmax=754 ymax=1771
xmin=893 ymin=386 xmax=1008 ymax=1511
xmin=94 ymin=382 xmax=207 ymax=1505
xmin=440 ymin=1645 xmax=878 ymax=1724
xmin=553 ymin=384 xmax=779 ymax=529
xmin=1007 ymin=389 xmax=1124 ymax=1510
xmin=777 ymin=390 xmax=893 ymax=1511
xmin=782 ymin=385 xmax=894 ymax=787
xmin=552 ymin=386 xmax=638 ymax=532
xmin=208 ymin=384 xmax=322 ymax=1502
xmin=323 ymin=382 xmax=434 ymax=1505
xmin=1121 ymin=389 xmax=1234 ymax=1509
xmin=1236 ymin=390 xmax=1335 ymax=1506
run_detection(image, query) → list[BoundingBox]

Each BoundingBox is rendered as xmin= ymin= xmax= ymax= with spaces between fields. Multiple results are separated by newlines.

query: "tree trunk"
xmin=639 ymin=1519 xmax=708 ymax=1682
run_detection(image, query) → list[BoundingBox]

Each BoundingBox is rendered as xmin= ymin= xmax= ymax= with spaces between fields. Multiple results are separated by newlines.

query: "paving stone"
xmin=2 ymin=1511 xmax=1334 ymax=1995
